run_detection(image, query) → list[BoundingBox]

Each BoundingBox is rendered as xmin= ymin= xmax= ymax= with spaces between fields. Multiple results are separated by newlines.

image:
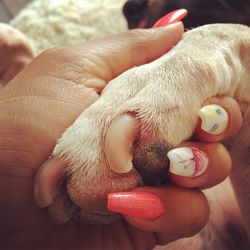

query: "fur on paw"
xmin=34 ymin=23 xmax=250 ymax=224
xmin=33 ymin=55 xmax=204 ymax=224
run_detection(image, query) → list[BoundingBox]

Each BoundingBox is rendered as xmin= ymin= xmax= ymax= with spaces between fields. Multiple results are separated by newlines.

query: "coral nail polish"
xmin=107 ymin=191 xmax=164 ymax=220
xmin=153 ymin=9 xmax=188 ymax=28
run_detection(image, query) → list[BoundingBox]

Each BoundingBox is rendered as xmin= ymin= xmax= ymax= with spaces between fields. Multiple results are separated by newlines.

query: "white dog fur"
xmin=10 ymin=0 xmax=127 ymax=55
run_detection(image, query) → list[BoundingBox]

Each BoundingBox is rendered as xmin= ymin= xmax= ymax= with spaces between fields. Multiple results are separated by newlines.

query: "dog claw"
xmin=105 ymin=114 xmax=138 ymax=174
xmin=33 ymin=157 xmax=67 ymax=208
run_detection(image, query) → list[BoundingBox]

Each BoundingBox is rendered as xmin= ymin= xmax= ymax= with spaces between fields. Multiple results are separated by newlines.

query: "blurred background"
xmin=0 ymin=0 xmax=30 ymax=22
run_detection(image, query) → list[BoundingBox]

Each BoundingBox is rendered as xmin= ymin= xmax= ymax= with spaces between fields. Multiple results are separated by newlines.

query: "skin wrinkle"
xmin=46 ymin=76 xmax=100 ymax=105
xmin=4 ymin=77 xmax=83 ymax=99
xmin=79 ymin=54 xmax=112 ymax=87
xmin=38 ymin=46 xmax=114 ymax=88
xmin=0 ymin=165 xmax=36 ymax=176
xmin=0 ymin=141 xmax=49 ymax=164
xmin=2 ymin=84 xmax=99 ymax=127
xmin=0 ymin=174 xmax=32 ymax=179
xmin=0 ymin=148 xmax=41 ymax=161
xmin=88 ymin=39 xmax=135 ymax=80
xmin=0 ymin=148 xmax=36 ymax=154
xmin=84 ymin=78 xmax=107 ymax=94
xmin=70 ymin=67 xmax=106 ymax=90
xmin=0 ymin=148 xmax=42 ymax=160
xmin=86 ymin=49 xmax=115 ymax=79
xmin=62 ymin=56 xmax=107 ymax=87
xmin=83 ymin=44 xmax=131 ymax=82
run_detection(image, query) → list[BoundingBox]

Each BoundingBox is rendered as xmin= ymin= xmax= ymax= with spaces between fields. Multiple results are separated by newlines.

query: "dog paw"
xmin=34 ymin=24 xmax=250 ymax=224
xmin=34 ymin=58 xmax=204 ymax=224
xmin=0 ymin=23 xmax=33 ymax=86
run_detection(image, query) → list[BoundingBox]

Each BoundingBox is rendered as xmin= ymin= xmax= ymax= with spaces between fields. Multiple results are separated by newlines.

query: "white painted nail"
xmin=167 ymin=147 xmax=208 ymax=177
xmin=198 ymin=104 xmax=228 ymax=135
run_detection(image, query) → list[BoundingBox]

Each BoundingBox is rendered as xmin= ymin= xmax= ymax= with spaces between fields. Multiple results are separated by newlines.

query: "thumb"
xmin=69 ymin=21 xmax=184 ymax=92
xmin=13 ymin=22 xmax=183 ymax=94
xmin=82 ymin=21 xmax=184 ymax=81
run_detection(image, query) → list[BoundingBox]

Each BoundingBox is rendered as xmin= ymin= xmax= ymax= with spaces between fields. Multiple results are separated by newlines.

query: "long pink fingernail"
xmin=107 ymin=191 xmax=164 ymax=220
xmin=153 ymin=9 xmax=188 ymax=28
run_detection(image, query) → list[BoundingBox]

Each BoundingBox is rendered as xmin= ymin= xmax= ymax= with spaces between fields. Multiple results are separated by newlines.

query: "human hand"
xmin=0 ymin=22 xmax=242 ymax=249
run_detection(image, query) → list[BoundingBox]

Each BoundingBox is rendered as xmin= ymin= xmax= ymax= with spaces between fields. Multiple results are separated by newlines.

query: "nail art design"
xmin=198 ymin=104 xmax=229 ymax=135
xmin=107 ymin=192 xmax=164 ymax=220
xmin=167 ymin=147 xmax=208 ymax=177
xmin=153 ymin=9 xmax=188 ymax=28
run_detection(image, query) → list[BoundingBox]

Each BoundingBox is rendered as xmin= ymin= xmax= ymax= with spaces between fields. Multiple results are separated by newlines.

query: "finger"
xmin=193 ymin=96 xmax=242 ymax=142
xmin=80 ymin=22 xmax=184 ymax=81
xmin=22 ymin=22 xmax=184 ymax=93
xmin=167 ymin=142 xmax=231 ymax=189
xmin=107 ymin=186 xmax=209 ymax=245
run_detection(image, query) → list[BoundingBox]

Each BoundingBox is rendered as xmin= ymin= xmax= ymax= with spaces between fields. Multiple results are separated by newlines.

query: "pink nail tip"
xmin=153 ymin=9 xmax=188 ymax=28
xmin=107 ymin=191 xmax=164 ymax=220
xmin=191 ymin=147 xmax=208 ymax=177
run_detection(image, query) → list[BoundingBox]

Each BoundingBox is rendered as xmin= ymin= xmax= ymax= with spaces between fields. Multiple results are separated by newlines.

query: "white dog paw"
xmin=33 ymin=60 xmax=202 ymax=223
xmin=33 ymin=23 xmax=250 ymax=224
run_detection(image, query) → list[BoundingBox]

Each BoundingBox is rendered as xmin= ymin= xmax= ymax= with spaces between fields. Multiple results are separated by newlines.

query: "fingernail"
xmin=198 ymin=104 xmax=229 ymax=135
xmin=107 ymin=192 xmax=164 ymax=220
xmin=153 ymin=9 xmax=188 ymax=28
xmin=167 ymin=147 xmax=208 ymax=177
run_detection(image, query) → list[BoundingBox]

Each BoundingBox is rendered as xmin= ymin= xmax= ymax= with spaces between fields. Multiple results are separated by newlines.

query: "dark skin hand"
xmin=0 ymin=22 xmax=242 ymax=249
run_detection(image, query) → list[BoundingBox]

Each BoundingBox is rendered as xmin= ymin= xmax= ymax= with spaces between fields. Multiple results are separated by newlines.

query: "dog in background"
xmin=123 ymin=0 xmax=250 ymax=29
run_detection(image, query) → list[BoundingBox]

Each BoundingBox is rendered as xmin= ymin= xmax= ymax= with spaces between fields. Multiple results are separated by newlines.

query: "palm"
xmin=0 ymin=73 xmax=156 ymax=249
